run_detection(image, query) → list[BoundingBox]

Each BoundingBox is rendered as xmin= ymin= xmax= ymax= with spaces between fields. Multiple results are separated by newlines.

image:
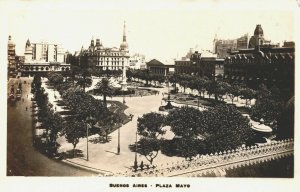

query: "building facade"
xmin=175 ymin=51 xmax=224 ymax=79
xmin=129 ymin=53 xmax=146 ymax=69
xmin=8 ymin=35 xmax=16 ymax=73
xmin=224 ymin=45 xmax=294 ymax=90
xmin=146 ymin=59 xmax=175 ymax=76
xmin=24 ymin=39 xmax=65 ymax=63
xmin=77 ymin=22 xmax=130 ymax=71
xmin=213 ymin=34 xmax=249 ymax=59
xmin=21 ymin=39 xmax=70 ymax=76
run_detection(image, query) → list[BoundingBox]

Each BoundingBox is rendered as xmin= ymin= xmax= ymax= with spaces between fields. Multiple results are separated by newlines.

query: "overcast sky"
xmin=3 ymin=0 xmax=296 ymax=62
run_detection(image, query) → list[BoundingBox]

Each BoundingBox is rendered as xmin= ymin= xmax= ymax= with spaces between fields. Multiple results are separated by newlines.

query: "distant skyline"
xmin=4 ymin=0 xmax=295 ymax=62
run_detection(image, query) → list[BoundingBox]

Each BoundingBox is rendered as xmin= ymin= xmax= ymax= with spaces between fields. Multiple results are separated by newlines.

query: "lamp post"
xmin=86 ymin=116 xmax=91 ymax=161
xmin=117 ymin=122 xmax=121 ymax=155
xmin=134 ymin=131 xmax=138 ymax=171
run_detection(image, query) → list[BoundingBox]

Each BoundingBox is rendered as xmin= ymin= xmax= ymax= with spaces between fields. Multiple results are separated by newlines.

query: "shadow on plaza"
xmin=58 ymin=149 xmax=84 ymax=159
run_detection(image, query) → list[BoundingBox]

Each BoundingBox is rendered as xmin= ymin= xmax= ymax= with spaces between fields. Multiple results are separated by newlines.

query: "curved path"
xmin=7 ymin=77 xmax=96 ymax=176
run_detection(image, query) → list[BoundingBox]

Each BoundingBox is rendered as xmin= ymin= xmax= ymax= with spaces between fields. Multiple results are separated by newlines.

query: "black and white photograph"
xmin=1 ymin=0 xmax=299 ymax=191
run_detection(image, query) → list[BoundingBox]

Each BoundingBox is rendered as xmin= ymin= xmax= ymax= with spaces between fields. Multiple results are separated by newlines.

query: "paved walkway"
xmin=58 ymin=85 xmax=185 ymax=173
xmin=50 ymin=80 xmax=260 ymax=174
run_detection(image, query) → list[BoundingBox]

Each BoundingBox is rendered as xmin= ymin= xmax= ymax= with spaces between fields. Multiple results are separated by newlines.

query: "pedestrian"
xmin=25 ymin=106 xmax=27 ymax=111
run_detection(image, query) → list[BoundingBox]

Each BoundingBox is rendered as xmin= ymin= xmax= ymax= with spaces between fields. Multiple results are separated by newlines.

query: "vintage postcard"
xmin=1 ymin=0 xmax=299 ymax=191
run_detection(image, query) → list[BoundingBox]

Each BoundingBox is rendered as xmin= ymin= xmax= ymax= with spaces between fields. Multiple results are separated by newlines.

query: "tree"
xmin=195 ymin=78 xmax=207 ymax=98
xmin=227 ymin=84 xmax=241 ymax=104
xmin=173 ymin=138 xmax=200 ymax=161
xmin=240 ymin=87 xmax=256 ymax=105
xmin=169 ymin=73 xmax=180 ymax=93
xmin=62 ymin=120 xmax=86 ymax=157
xmin=203 ymin=105 xmax=254 ymax=153
xmin=137 ymin=112 xmax=166 ymax=138
xmin=166 ymin=106 xmax=204 ymax=138
xmin=62 ymin=88 xmax=106 ymax=121
xmin=214 ymin=81 xmax=230 ymax=101
xmin=137 ymin=137 xmax=160 ymax=165
xmin=136 ymin=112 xmax=166 ymax=165
xmin=95 ymin=78 xmax=114 ymax=106
xmin=48 ymin=72 xmax=64 ymax=95
xmin=165 ymin=106 xmax=205 ymax=160
xmin=48 ymin=72 xmax=64 ymax=86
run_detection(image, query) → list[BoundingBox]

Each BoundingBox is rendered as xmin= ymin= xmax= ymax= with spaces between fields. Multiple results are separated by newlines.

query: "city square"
xmin=4 ymin=0 xmax=296 ymax=182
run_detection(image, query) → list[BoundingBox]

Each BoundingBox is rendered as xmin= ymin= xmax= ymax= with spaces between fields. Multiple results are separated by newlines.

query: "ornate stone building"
xmin=78 ymin=22 xmax=130 ymax=71
xmin=224 ymin=43 xmax=294 ymax=91
xmin=21 ymin=38 xmax=70 ymax=76
xmin=175 ymin=51 xmax=224 ymax=79
xmin=146 ymin=59 xmax=175 ymax=76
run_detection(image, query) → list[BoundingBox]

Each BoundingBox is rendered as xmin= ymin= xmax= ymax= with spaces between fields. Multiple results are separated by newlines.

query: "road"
xmin=7 ymin=77 xmax=96 ymax=176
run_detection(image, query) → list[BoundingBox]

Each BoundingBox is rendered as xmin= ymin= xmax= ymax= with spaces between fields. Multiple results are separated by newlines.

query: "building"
xmin=224 ymin=44 xmax=295 ymax=91
xmin=175 ymin=50 xmax=224 ymax=79
xmin=77 ymin=22 xmax=130 ymax=72
xmin=8 ymin=35 xmax=16 ymax=74
xmin=21 ymin=39 xmax=70 ymax=76
xmin=213 ymin=34 xmax=249 ymax=59
xmin=224 ymin=24 xmax=294 ymax=90
xmin=129 ymin=53 xmax=146 ymax=69
xmin=24 ymin=39 xmax=65 ymax=63
xmin=146 ymin=59 xmax=175 ymax=76
xmin=248 ymin=24 xmax=273 ymax=48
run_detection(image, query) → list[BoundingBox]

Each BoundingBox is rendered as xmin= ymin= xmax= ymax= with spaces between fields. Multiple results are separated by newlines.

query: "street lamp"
xmin=86 ymin=116 xmax=92 ymax=161
xmin=133 ymin=131 xmax=138 ymax=172
xmin=117 ymin=124 xmax=121 ymax=155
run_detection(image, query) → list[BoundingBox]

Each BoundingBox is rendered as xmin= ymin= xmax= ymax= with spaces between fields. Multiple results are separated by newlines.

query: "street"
xmin=7 ymin=77 xmax=96 ymax=176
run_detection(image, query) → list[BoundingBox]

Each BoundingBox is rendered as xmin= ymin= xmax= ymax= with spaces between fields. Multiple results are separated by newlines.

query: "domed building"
xmin=224 ymin=25 xmax=295 ymax=92
xmin=248 ymin=24 xmax=271 ymax=48
xmin=78 ymin=22 xmax=130 ymax=71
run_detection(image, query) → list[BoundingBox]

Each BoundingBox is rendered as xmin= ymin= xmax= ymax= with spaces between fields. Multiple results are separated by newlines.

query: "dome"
xmin=254 ymin=24 xmax=263 ymax=36
xmin=120 ymin=41 xmax=128 ymax=50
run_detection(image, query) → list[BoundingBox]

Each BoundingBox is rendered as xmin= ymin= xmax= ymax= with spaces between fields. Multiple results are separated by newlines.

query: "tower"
xmin=249 ymin=24 xmax=265 ymax=48
xmin=120 ymin=21 xmax=129 ymax=91
xmin=120 ymin=21 xmax=128 ymax=51
xmin=8 ymin=35 xmax=16 ymax=70
xmin=24 ymin=39 xmax=33 ymax=62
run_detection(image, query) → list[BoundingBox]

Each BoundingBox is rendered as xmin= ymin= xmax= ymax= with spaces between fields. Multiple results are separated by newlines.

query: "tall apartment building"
xmin=24 ymin=39 xmax=65 ymax=63
xmin=213 ymin=34 xmax=249 ymax=59
xmin=8 ymin=35 xmax=16 ymax=70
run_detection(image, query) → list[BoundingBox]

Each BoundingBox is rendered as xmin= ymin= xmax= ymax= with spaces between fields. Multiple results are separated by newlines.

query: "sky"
xmin=2 ymin=0 xmax=297 ymax=62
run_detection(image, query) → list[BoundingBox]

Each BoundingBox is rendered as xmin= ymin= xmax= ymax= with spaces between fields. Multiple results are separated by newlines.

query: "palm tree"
xmin=95 ymin=78 xmax=114 ymax=106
